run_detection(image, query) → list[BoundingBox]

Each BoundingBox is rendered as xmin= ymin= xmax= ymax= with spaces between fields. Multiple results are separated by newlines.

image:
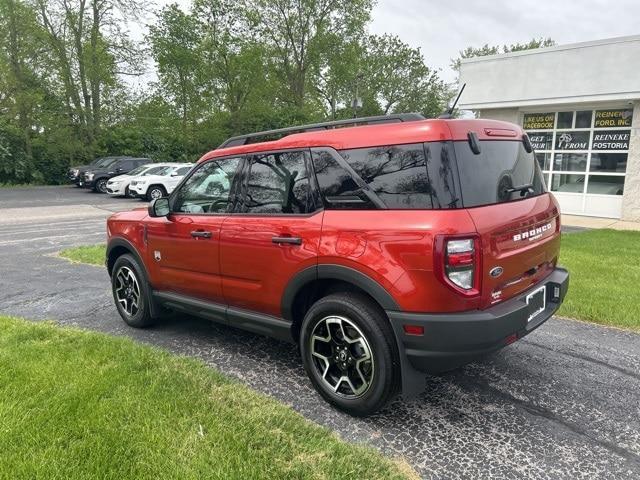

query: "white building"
xmin=459 ymin=35 xmax=640 ymax=220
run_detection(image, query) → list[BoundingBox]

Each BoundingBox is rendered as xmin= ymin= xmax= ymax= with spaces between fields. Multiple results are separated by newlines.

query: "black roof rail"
xmin=218 ymin=113 xmax=426 ymax=148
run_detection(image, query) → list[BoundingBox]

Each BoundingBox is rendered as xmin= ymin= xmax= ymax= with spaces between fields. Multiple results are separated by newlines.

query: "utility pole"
xmin=352 ymin=72 xmax=364 ymax=118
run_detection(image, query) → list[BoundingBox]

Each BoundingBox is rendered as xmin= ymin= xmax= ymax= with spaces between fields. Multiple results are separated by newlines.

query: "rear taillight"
xmin=435 ymin=235 xmax=481 ymax=297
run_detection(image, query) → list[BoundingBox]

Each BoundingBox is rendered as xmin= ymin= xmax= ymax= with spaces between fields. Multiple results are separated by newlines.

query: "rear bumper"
xmin=387 ymin=267 xmax=569 ymax=375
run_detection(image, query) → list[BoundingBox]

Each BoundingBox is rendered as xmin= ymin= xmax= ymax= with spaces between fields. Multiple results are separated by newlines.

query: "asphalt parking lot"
xmin=1 ymin=186 xmax=639 ymax=479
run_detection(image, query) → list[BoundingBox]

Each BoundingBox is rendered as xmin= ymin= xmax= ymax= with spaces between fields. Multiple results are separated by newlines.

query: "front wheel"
xmin=94 ymin=178 xmax=108 ymax=193
xmin=300 ymin=292 xmax=400 ymax=416
xmin=111 ymin=254 xmax=155 ymax=328
xmin=146 ymin=185 xmax=166 ymax=201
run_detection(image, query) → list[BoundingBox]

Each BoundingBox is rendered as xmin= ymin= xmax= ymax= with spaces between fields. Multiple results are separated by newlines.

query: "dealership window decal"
xmin=523 ymin=108 xmax=632 ymax=204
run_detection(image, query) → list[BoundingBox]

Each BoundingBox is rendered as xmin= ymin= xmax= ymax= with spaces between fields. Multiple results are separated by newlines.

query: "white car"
xmin=106 ymin=164 xmax=170 ymax=197
xmin=130 ymin=163 xmax=193 ymax=200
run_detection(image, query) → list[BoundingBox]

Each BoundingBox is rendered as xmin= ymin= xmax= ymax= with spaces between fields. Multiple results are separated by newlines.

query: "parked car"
xmin=107 ymin=164 xmax=171 ymax=197
xmin=105 ymin=114 xmax=569 ymax=416
xmin=71 ymin=157 xmax=117 ymax=186
xmin=129 ymin=164 xmax=193 ymax=201
xmin=82 ymin=157 xmax=151 ymax=193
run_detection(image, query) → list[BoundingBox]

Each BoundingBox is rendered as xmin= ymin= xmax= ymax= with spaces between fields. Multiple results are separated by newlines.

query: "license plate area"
xmin=526 ymin=285 xmax=546 ymax=322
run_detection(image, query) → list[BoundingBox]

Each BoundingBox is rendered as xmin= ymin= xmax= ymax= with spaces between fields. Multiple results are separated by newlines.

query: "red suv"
xmin=106 ymin=114 xmax=569 ymax=416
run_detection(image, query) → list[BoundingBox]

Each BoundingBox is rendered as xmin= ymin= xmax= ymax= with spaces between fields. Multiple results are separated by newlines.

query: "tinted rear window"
xmin=453 ymin=140 xmax=546 ymax=208
xmin=339 ymin=144 xmax=433 ymax=209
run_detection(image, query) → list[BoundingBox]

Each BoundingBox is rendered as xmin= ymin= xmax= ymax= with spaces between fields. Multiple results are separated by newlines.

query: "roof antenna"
xmin=438 ymin=83 xmax=466 ymax=119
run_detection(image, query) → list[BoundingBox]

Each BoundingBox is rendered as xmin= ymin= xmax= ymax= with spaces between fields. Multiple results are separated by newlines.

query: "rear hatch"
xmin=452 ymin=132 xmax=561 ymax=309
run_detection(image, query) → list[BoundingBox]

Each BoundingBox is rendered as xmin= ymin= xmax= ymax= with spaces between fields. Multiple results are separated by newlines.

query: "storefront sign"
xmin=591 ymin=130 xmax=630 ymax=150
xmin=523 ymin=113 xmax=555 ymax=130
xmin=527 ymin=132 xmax=553 ymax=150
xmin=594 ymin=109 xmax=633 ymax=128
xmin=555 ymin=131 xmax=590 ymax=150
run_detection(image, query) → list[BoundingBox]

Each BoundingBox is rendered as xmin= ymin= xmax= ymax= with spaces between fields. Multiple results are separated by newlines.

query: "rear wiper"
xmin=506 ymin=183 xmax=534 ymax=197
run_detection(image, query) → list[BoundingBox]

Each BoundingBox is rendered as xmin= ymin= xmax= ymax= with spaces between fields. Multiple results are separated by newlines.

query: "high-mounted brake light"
xmin=434 ymin=235 xmax=481 ymax=297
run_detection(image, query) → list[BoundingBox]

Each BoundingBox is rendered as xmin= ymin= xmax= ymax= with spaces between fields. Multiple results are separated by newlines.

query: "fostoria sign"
xmin=592 ymin=130 xmax=630 ymax=150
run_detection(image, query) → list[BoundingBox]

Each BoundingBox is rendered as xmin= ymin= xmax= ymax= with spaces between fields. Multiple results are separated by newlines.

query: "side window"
xmin=339 ymin=144 xmax=433 ymax=209
xmin=172 ymin=157 xmax=241 ymax=214
xmin=241 ymin=151 xmax=314 ymax=214
xmin=425 ymin=142 xmax=461 ymax=209
xmin=311 ymin=150 xmax=374 ymax=209
xmin=117 ymin=161 xmax=131 ymax=171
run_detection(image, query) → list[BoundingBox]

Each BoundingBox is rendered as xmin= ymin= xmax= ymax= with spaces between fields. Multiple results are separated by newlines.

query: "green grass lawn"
xmin=59 ymin=244 xmax=106 ymax=266
xmin=60 ymin=229 xmax=640 ymax=332
xmin=558 ymin=229 xmax=640 ymax=330
xmin=0 ymin=316 xmax=415 ymax=479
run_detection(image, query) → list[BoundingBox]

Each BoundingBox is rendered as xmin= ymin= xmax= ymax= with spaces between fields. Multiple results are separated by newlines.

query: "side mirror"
xmin=170 ymin=172 xmax=178 ymax=177
xmin=148 ymin=197 xmax=170 ymax=217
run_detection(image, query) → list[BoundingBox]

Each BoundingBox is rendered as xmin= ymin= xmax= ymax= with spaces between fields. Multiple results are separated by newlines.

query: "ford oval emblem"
xmin=489 ymin=266 xmax=504 ymax=278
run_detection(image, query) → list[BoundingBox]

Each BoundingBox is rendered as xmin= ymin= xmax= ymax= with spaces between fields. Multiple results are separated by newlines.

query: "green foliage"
xmin=0 ymin=0 xmax=453 ymax=185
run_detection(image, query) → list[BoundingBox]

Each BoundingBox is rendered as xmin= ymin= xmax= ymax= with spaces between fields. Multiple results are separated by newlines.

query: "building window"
xmin=523 ymin=108 xmax=633 ymax=214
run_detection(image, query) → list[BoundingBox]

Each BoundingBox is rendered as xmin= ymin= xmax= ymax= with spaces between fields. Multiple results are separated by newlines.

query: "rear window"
xmin=453 ymin=140 xmax=546 ymax=208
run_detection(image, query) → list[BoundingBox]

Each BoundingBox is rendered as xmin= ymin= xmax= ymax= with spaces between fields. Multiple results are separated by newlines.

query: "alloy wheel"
xmin=150 ymin=188 xmax=163 ymax=200
xmin=309 ymin=315 xmax=374 ymax=398
xmin=114 ymin=266 xmax=141 ymax=317
xmin=97 ymin=179 xmax=107 ymax=193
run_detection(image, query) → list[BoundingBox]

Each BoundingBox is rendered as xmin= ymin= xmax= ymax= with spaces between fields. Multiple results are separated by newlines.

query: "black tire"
xmin=146 ymin=185 xmax=166 ymax=201
xmin=94 ymin=177 xmax=108 ymax=193
xmin=124 ymin=186 xmax=131 ymax=198
xmin=111 ymin=254 xmax=155 ymax=328
xmin=300 ymin=292 xmax=400 ymax=416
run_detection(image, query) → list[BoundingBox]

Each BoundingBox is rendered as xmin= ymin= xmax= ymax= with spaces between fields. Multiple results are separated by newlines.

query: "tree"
xmin=148 ymin=4 xmax=204 ymax=137
xmin=363 ymin=34 xmax=449 ymax=118
xmin=249 ymin=0 xmax=373 ymax=113
xmin=0 ymin=0 xmax=47 ymax=171
xmin=0 ymin=0 xmax=454 ymax=185
xmin=35 ymin=0 xmax=145 ymax=143
xmin=451 ymin=37 xmax=556 ymax=76
xmin=194 ymin=0 xmax=276 ymax=125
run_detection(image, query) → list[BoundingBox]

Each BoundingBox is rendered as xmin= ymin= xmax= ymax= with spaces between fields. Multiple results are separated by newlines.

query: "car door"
xmin=113 ymin=159 xmax=133 ymax=176
xmin=145 ymin=157 xmax=243 ymax=303
xmin=219 ymin=149 xmax=323 ymax=318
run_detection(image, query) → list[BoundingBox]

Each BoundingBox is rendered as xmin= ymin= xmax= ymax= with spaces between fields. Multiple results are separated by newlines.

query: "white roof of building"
xmin=459 ymin=35 xmax=640 ymax=109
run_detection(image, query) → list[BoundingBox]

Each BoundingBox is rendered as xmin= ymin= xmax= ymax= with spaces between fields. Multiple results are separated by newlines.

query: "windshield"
xmin=453 ymin=140 xmax=546 ymax=208
xmin=142 ymin=166 xmax=169 ymax=176
xmin=128 ymin=165 xmax=152 ymax=176
xmin=155 ymin=166 xmax=175 ymax=176
xmin=96 ymin=157 xmax=118 ymax=168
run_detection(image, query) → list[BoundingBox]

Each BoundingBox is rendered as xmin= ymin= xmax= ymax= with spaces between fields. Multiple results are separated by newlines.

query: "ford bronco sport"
xmin=106 ymin=114 xmax=569 ymax=416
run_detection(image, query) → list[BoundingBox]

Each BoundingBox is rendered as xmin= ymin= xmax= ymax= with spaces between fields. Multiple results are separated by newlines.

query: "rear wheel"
xmin=111 ymin=254 xmax=155 ymax=328
xmin=147 ymin=185 xmax=166 ymax=201
xmin=300 ymin=292 xmax=400 ymax=416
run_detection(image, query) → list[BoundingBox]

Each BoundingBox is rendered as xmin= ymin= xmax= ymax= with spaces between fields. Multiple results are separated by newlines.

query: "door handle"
xmin=191 ymin=230 xmax=212 ymax=239
xmin=272 ymin=236 xmax=302 ymax=245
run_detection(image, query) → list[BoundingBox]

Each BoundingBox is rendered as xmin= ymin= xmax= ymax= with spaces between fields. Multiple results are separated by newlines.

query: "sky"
xmin=369 ymin=0 xmax=640 ymax=82
xmin=140 ymin=0 xmax=640 ymax=85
